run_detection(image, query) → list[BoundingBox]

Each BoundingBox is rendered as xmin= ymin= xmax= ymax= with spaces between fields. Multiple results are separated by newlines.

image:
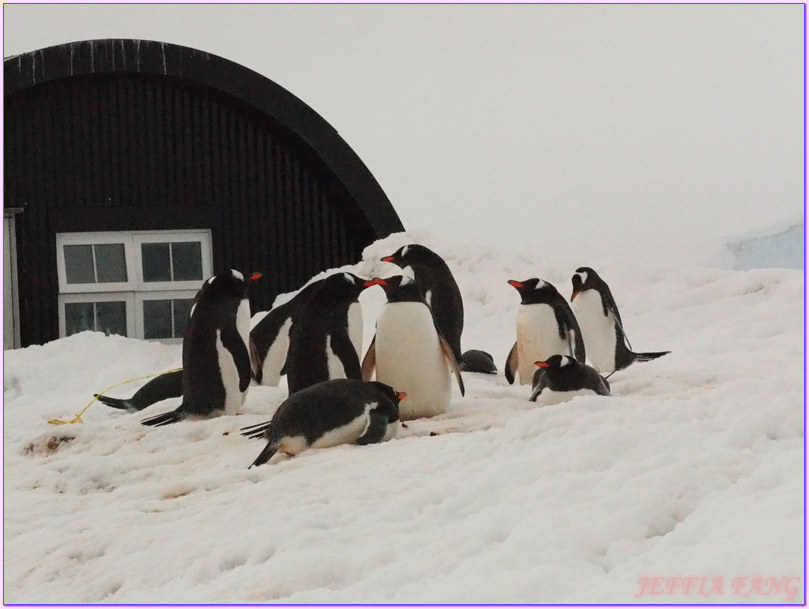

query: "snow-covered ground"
xmin=3 ymin=232 xmax=805 ymax=604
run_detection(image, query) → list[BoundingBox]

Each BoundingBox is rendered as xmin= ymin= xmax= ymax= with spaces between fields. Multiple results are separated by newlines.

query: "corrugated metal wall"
xmin=5 ymin=73 xmax=376 ymax=346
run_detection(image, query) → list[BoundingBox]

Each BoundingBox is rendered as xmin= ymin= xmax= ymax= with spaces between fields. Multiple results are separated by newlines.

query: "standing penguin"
xmin=529 ymin=355 xmax=611 ymax=405
xmin=505 ymin=278 xmax=586 ymax=386
xmin=570 ymin=267 xmax=669 ymax=375
xmin=380 ymin=244 xmax=495 ymax=374
xmin=283 ymin=272 xmax=370 ymax=395
xmin=241 ymin=379 xmax=406 ymax=467
xmin=142 ymin=270 xmax=259 ymax=426
xmin=362 ymin=274 xmax=465 ymax=420
xmin=96 ymin=273 xmax=365 ymax=409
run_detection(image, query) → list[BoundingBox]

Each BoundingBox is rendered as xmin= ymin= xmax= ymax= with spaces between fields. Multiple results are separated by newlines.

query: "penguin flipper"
xmin=633 ymin=350 xmax=670 ymax=364
xmin=249 ymin=337 xmax=263 ymax=385
xmin=249 ymin=438 xmax=281 ymax=468
xmin=94 ymin=394 xmax=137 ymax=412
xmin=240 ymin=420 xmax=272 ymax=439
xmin=505 ymin=342 xmax=519 ymax=385
xmin=439 ymin=334 xmax=465 ymax=396
xmin=361 ymin=335 xmax=377 ymax=382
xmin=356 ymin=411 xmax=389 ymax=446
xmin=220 ymin=326 xmax=253 ymax=392
xmin=141 ymin=407 xmax=187 ymax=427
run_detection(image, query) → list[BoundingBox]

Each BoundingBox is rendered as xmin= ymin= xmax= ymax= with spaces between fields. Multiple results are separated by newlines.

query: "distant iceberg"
xmin=725 ymin=219 xmax=804 ymax=270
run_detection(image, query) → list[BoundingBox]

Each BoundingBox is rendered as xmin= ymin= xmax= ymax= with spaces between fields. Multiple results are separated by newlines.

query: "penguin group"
xmin=94 ymin=245 xmax=668 ymax=467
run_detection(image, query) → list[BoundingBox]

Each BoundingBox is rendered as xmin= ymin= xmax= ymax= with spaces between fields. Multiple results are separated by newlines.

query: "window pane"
xmin=172 ymin=298 xmax=194 ymax=338
xmin=95 ymin=301 xmax=127 ymax=336
xmin=143 ymin=299 xmax=173 ymax=339
xmin=171 ymin=242 xmax=203 ymax=281
xmin=64 ymin=245 xmax=96 ymax=284
xmin=94 ymin=244 xmax=128 ymax=283
xmin=64 ymin=302 xmax=95 ymax=335
xmin=141 ymin=243 xmax=171 ymax=282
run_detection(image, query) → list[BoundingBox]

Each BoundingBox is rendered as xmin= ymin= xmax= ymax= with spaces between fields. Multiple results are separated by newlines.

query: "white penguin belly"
xmin=215 ymin=330 xmax=244 ymax=415
xmin=348 ymin=302 xmax=363 ymax=359
xmin=310 ymin=403 xmax=373 ymax=449
xmin=534 ymin=388 xmax=598 ymax=407
xmin=572 ymin=291 xmax=617 ymax=373
xmin=516 ymin=304 xmax=571 ymax=385
xmin=260 ymin=318 xmax=291 ymax=386
xmin=374 ymin=302 xmax=451 ymax=420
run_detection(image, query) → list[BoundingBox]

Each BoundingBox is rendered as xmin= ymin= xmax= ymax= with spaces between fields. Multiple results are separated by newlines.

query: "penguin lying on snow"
xmin=570 ymin=267 xmax=669 ymax=375
xmin=380 ymin=244 xmax=496 ymax=374
xmin=242 ymin=379 xmax=406 ymax=467
xmin=362 ymin=274 xmax=464 ymax=420
xmin=142 ymin=270 xmax=260 ymax=426
xmin=505 ymin=278 xmax=585 ymax=386
xmin=284 ymin=272 xmax=370 ymax=395
xmin=530 ymin=355 xmax=611 ymax=405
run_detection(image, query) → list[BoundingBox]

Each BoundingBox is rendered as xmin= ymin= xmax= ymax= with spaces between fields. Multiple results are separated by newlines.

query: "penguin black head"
xmin=535 ymin=354 xmax=575 ymax=371
xmin=380 ymin=244 xmax=447 ymax=270
xmin=200 ymin=269 xmax=261 ymax=299
xmin=507 ymin=278 xmax=563 ymax=305
xmin=315 ymin=272 xmax=371 ymax=301
xmin=366 ymin=381 xmax=406 ymax=422
xmin=571 ymin=267 xmax=602 ymax=301
xmin=366 ymin=274 xmax=425 ymax=303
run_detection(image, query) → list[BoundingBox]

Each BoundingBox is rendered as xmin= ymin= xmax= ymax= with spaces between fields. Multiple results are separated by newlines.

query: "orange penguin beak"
xmin=396 ymin=391 xmax=408 ymax=400
xmin=508 ymin=279 xmax=523 ymax=289
xmin=381 ymin=255 xmax=396 ymax=263
xmin=534 ymin=360 xmax=550 ymax=368
xmin=571 ymin=290 xmax=579 ymax=302
xmin=249 ymin=272 xmax=263 ymax=281
xmin=364 ymin=278 xmax=387 ymax=287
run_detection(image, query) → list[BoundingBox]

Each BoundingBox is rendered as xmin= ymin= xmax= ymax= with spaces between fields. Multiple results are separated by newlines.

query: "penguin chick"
xmin=529 ymin=355 xmax=610 ymax=405
xmin=142 ymin=270 xmax=259 ymax=426
xmin=244 ymin=379 xmax=405 ymax=467
xmin=505 ymin=278 xmax=586 ymax=385
xmin=570 ymin=267 xmax=670 ymax=375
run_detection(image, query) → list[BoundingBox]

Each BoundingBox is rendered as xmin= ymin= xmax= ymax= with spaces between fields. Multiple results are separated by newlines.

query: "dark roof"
xmin=4 ymin=38 xmax=403 ymax=237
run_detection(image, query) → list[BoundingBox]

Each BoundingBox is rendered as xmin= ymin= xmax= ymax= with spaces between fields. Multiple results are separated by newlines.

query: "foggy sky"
xmin=4 ymin=4 xmax=804 ymax=266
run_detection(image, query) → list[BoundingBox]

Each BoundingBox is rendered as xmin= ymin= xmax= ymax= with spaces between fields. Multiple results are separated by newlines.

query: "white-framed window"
xmin=56 ymin=230 xmax=212 ymax=342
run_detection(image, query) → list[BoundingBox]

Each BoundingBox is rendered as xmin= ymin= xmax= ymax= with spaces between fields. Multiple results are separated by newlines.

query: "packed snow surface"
xmin=3 ymin=232 xmax=805 ymax=604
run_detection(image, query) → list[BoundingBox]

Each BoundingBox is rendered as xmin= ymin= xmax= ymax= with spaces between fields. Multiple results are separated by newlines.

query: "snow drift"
xmin=3 ymin=232 xmax=804 ymax=604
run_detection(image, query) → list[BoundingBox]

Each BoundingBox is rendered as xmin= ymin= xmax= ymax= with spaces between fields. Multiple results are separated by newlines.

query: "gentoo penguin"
xmin=96 ymin=274 xmax=364 ymax=410
xmin=505 ymin=278 xmax=586 ymax=385
xmin=570 ymin=267 xmax=670 ymax=375
xmin=362 ymin=275 xmax=465 ymax=420
xmin=94 ymin=368 xmax=183 ymax=412
xmin=284 ymin=272 xmax=370 ymax=395
xmin=142 ymin=270 xmax=259 ymax=426
xmin=241 ymin=379 xmax=406 ymax=467
xmin=529 ymin=355 xmax=611 ymax=405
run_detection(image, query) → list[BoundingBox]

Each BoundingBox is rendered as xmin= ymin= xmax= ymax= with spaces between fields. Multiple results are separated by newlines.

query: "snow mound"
xmin=3 ymin=233 xmax=804 ymax=604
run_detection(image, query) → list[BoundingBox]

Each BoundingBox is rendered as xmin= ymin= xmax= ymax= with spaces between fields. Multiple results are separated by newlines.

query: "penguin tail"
xmin=94 ymin=394 xmax=138 ymax=412
xmin=249 ymin=438 xmax=280 ymax=468
xmin=141 ymin=407 xmax=187 ymax=427
xmin=240 ymin=420 xmax=271 ymax=440
xmin=633 ymin=350 xmax=671 ymax=363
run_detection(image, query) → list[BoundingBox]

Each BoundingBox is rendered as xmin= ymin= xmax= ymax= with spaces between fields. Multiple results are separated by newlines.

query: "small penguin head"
xmin=571 ymin=267 xmax=598 ymax=301
xmin=200 ymin=269 xmax=256 ymax=299
xmin=369 ymin=381 xmax=405 ymax=422
xmin=381 ymin=244 xmax=440 ymax=268
xmin=508 ymin=278 xmax=559 ymax=304
xmin=535 ymin=355 xmax=571 ymax=370
xmin=319 ymin=271 xmax=371 ymax=300
xmin=373 ymin=274 xmax=426 ymax=303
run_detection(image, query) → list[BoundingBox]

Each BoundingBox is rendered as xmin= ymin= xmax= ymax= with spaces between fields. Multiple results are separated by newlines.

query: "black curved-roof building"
xmin=4 ymin=39 xmax=404 ymax=348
